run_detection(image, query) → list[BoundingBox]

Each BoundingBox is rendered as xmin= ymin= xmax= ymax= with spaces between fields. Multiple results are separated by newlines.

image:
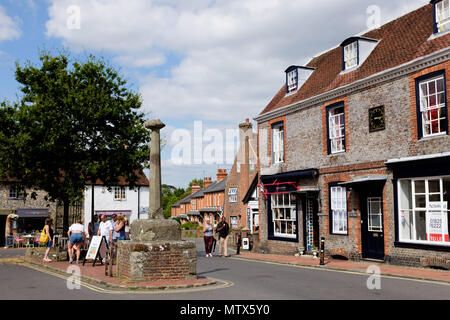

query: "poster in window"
xmin=426 ymin=202 xmax=449 ymax=242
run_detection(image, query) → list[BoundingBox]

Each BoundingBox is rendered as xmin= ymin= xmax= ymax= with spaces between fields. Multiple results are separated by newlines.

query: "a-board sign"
xmin=83 ymin=236 xmax=108 ymax=266
xmin=6 ymin=236 xmax=14 ymax=248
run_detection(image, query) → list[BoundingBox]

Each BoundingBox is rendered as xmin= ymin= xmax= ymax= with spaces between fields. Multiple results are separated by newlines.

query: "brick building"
xmin=171 ymin=169 xmax=228 ymax=226
xmin=223 ymin=119 xmax=258 ymax=231
xmin=254 ymin=2 xmax=450 ymax=268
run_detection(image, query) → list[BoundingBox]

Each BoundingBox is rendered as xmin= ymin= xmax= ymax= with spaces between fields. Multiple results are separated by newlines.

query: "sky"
xmin=0 ymin=0 xmax=429 ymax=188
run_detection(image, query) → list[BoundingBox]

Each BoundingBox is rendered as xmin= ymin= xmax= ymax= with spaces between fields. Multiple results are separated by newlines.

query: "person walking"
xmin=67 ymin=221 xmax=86 ymax=264
xmin=216 ymin=215 xmax=230 ymax=257
xmin=113 ymin=214 xmax=126 ymax=243
xmin=43 ymin=218 xmax=54 ymax=262
xmin=203 ymin=218 xmax=214 ymax=257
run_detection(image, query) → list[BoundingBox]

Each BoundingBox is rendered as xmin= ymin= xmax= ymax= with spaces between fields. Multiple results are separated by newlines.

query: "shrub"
xmin=181 ymin=222 xmax=199 ymax=230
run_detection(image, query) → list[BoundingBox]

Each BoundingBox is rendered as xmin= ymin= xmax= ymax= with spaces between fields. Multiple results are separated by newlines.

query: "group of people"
xmin=41 ymin=214 xmax=130 ymax=264
xmin=203 ymin=215 xmax=230 ymax=258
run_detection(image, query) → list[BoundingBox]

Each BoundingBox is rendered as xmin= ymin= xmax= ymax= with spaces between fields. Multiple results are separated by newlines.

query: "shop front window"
xmin=398 ymin=177 xmax=450 ymax=246
xmin=271 ymin=193 xmax=296 ymax=239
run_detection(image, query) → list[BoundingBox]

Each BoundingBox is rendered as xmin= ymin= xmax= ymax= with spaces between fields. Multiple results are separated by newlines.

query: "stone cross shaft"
xmin=145 ymin=119 xmax=165 ymax=219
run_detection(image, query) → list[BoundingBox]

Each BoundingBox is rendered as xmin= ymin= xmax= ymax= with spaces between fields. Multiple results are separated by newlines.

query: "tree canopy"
xmin=0 ymin=52 xmax=150 ymax=232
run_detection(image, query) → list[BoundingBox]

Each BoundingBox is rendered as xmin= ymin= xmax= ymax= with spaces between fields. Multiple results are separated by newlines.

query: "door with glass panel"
xmin=361 ymin=191 xmax=385 ymax=260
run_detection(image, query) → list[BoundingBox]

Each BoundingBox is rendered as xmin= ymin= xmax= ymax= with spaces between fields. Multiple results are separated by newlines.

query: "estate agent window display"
xmin=398 ymin=176 xmax=450 ymax=246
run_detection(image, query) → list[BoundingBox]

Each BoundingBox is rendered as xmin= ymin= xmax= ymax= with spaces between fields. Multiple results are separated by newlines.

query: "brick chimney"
xmin=216 ymin=169 xmax=228 ymax=182
xmin=203 ymin=177 xmax=212 ymax=188
xmin=191 ymin=184 xmax=201 ymax=194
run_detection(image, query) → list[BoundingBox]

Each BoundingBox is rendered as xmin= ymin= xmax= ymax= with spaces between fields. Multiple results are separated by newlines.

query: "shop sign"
xmin=85 ymin=236 xmax=107 ymax=261
xmin=426 ymin=202 xmax=449 ymax=242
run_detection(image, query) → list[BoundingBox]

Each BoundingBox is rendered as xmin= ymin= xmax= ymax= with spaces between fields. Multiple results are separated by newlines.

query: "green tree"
xmin=0 ymin=52 xmax=149 ymax=232
xmin=179 ymin=178 xmax=204 ymax=199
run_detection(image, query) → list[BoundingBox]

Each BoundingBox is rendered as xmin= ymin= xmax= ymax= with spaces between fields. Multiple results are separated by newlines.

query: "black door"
xmin=360 ymin=188 xmax=385 ymax=260
xmin=0 ymin=216 xmax=6 ymax=247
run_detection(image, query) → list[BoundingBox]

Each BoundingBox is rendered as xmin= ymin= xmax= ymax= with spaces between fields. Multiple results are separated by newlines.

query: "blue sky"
xmin=0 ymin=0 xmax=429 ymax=188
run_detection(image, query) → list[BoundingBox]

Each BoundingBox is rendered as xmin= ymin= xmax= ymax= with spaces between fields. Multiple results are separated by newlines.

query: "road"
xmin=0 ymin=239 xmax=449 ymax=300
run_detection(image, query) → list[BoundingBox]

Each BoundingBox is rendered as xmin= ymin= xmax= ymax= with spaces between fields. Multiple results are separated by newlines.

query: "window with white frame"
xmin=368 ymin=197 xmax=383 ymax=232
xmin=272 ymin=123 xmax=284 ymax=164
xmin=191 ymin=198 xmax=196 ymax=210
xmin=418 ymin=74 xmax=447 ymax=137
xmin=330 ymin=186 xmax=348 ymax=234
xmin=328 ymin=105 xmax=346 ymax=154
xmin=8 ymin=185 xmax=25 ymax=199
xmin=236 ymin=161 xmax=241 ymax=173
xmin=344 ymin=42 xmax=358 ymax=70
xmin=286 ymin=69 xmax=298 ymax=93
xmin=271 ymin=193 xmax=297 ymax=239
xmin=436 ymin=0 xmax=450 ymax=33
xmin=398 ymin=177 xmax=450 ymax=246
xmin=113 ymin=187 xmax=126 ymax=200
xmin=228 ymin=188 xmax=237 ymax=203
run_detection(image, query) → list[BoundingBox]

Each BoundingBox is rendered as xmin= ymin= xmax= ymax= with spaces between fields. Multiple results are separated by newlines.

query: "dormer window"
xmin=344 ymin=42 xmax=358 ymax=70
xmin=435 ymin=0 xmax=450 ymax=33
xmin=341 ymin=37 xmax=378 ymax=72
xmin=287 ymin=69 xmax=298 ymax=93
xmin=285 ymin=66 xmax=315 ymax=95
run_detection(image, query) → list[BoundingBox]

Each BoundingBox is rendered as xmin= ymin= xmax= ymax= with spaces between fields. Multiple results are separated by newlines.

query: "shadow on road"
xmin=197 ymin=268 xmax=230 ymax=276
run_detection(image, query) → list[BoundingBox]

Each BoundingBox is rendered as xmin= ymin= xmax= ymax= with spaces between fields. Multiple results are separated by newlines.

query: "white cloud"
xmin=44 ymin=0 xmax=429 ymax=186
xmin=45 ymin=0 xmax=429 ymax=121
xmin=0 ymin=6 xmax=21 ymax=42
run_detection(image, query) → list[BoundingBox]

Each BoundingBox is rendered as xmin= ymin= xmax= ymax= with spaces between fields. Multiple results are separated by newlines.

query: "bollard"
xmin=320 ymin=237 xmax=325 ymax=266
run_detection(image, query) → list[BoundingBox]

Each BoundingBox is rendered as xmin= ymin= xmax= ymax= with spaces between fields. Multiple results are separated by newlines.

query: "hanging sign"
xmin=426 ymin=202 xmax=449 ymax=242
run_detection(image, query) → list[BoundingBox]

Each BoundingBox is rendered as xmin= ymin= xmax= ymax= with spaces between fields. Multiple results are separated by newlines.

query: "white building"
xmin=83 ymin=175 xmax=149 ymax=232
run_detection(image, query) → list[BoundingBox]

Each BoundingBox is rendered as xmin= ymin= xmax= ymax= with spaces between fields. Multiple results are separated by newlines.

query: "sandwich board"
xmin=83 ymin=235 xmax=108 ymax=266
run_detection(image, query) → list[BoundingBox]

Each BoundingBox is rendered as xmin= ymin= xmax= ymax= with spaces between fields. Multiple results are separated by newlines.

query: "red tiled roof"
xmin=260 ymin=4 xmax=450 ymax=116
xmin=87 ymin=171 xmax=149 ymax=186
